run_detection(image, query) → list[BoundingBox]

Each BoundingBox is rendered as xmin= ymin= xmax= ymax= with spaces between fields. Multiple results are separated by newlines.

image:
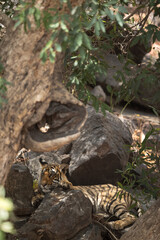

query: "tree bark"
xmin=0 ymin=0 xmax=86 ymax=184
xmin=120 ymin=198 xmax=160 ymax=240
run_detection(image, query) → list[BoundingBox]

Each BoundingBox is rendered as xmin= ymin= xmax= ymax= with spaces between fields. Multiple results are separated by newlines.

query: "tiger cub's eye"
xmin=49 ymin=168 xmax=56 ymax=176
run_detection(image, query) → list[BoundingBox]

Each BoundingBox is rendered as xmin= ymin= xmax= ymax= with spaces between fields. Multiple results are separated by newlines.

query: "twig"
xmin=138 ymin=6 xmax=155 ymax=31
xmin=124 ymin=4 xmax=148 ymax=22
xmin=120 ymin=96 xmax=135 ymax=115
xmin=93 ymin=219 xmax=119 ymax=240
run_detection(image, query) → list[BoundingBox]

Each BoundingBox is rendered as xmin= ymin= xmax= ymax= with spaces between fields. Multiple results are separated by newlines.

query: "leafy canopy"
xmin=0 ymin=0 xmax=160 ymax=112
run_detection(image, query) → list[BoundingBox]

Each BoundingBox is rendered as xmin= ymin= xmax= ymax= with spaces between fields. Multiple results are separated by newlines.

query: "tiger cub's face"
xmin=39 ymin=158 xmax=71 ymax=192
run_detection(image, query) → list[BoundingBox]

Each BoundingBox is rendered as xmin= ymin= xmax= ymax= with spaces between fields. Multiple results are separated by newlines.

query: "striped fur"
xmin=33 ymin=158 xmax=141 ymax=230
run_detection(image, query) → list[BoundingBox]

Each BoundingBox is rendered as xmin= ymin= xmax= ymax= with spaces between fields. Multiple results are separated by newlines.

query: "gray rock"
xmin=71 ymin=224 xmax=102 ymax=240
xmin=69 ymin=106 xmax=132 ymax=185
xmin=96 ymin=53 xmax=160 ymax=113
xmin=120 ymin=198 xmax=160 ymax=240
xmin=96 ymin=54 xmax=124 ymax=89
xmin=5 ymin=163 xmax=34 ymax=216
xmin=91 ymin=85 xmax=106 ymax=102
xmin=18 ymin=189 xmax=92 ymax=240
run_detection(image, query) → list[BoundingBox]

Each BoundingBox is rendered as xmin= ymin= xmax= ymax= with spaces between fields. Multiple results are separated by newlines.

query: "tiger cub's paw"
xmin=107 ymin=220 xmax=124 ymax=230
xmin=31 ymin=193 xmax=44 ymax=207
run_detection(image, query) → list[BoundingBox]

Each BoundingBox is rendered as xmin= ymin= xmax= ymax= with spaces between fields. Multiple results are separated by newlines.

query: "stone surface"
xmin=120 ymin=198 xmax=160 ymax=240
xmin=96 ymin=54 xmax=125 ymax=89
xmin=96 ymin=53 xmax=160 ymax=113
xmin=134 ymin=78 xmax=160 ymax=113
xmin=69 ymin=106 xmax=132 ymax=185
xmin=71 ymin=224 xmax=102 ymax=240
xmin=5 ymin=163 xmax=34 ymax=216
xmin=91 ymin=85 xmax=107 ymax=102
xmin=18 ymin=189 xmax=92 ymax=240
xmin=26 ymin=150 xmax=71 ymax=181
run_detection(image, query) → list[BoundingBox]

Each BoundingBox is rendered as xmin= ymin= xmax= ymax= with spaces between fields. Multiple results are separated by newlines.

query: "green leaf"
xmin=26 ymin=18 xmax=31 ymax=30
xmin=0 ymin=63 xmax=4 ymax=73
xmin=74 ymin=60 xmax=78 ymax=66
xmin=28 ymin=7 xmax=35 ymax=15
xmin=130 ymin=36 xmax=140 ymax=47
xmin=79 ymin=47 xmax=86 ymax=62
xmin=115 ymin=12 xmax=124 ymax=27
xmin=54 ymin=43 xmax=62 ymax=52
xmin=106 ymin=85 xmax=113 ymax=93
xmin=82 ymin=32 xmax=92 ymax=50
xmin=71 ymin=6 xmax=78 ymax=15
xmin=1 ymin=222 xmax=14 ymax=234
xmin=0 ymin=186 xmax=5 ymax=197
xmin=118 ymin=6 xmax=128 ymax=14
xmin=50 ymin=22 xmax=59 ymax=29
xmin=105 ymin=8 xmax=115 ymax=21
xmin=45 ymin=40 xmax=53 ymax=50
xmin=49 ymin=48 xmax=56 ymax=63
xmin=60 ymin=0 xmax=67 ymax=3
xmin=140 ymin=128 xmax=155 ymax=153
xmin=60 ymin=21 xmax=68 ymax=32
xmin=75 ymin=32 xmax=83 ymax=47
xmin=150 ymin=106 xmax=159 ymax=117
xmin=95 ymin=20 xmax=100 ymax=36
xmin=86 ymin=15 xmax=97 ymax=30
xmin=51 ymin=32 xmax=58 ymax=41
xmin=40 ymin=50 xmax=47 ymax=63
xmin=98 ymin=19 xmax=106 ymax=33
xmin=105 ymin=0 xmax=118 ymax=6
xmin=14 ymin=20 xmax=22 ymax=29
xmin=34 ymin=8 xmax=41 ymax=27
xmin=24 ymin=8 xmax=29 ymax=17
xmin=101 ymin=102 xmax=111 ymax=115
xmin=92 ymin=96 xmax=99 ymax=112
xmin=71 ymin=32 xmax=83 ymax=52
xmin=0 ymin=230 xmax=5 ymax=240
xmin=0 ymin=198 xmax=13 ymax=212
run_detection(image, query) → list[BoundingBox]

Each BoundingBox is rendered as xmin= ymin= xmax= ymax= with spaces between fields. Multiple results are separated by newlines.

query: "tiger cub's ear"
xmin=59 ymin=164 xmax=69 ymax=174
xmin=39 ymin=157 xmax=48 ymax=167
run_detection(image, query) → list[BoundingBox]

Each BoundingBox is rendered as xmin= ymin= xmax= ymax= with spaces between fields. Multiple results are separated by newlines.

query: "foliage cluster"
xmin=0 ymin=0 xmax=18 ymax=16
xmin=13 ymin=0 xmax=128 ymax=113
xmin=1 ymin=0 xmax=160 ymax=112
xmin=111 ymin=55 xmax=160 ymax=115
xmin=117 ymin=126 xmax=160 ymax=207
xmin=0 ymin=186 xmax=15 ymax=240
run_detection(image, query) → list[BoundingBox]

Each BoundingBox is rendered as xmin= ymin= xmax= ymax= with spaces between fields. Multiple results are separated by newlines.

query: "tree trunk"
xmin=0 ymin=0 xmax=86 ymax=185
xmin=120 ymin=198 xmax=160 ymax=240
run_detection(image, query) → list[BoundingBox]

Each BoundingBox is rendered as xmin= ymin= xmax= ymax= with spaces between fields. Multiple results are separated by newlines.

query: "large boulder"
xmin=69 ymin=106 xmax=132 ymax=185
xmin=5 ymin=163 xmax=34 ymax=216
xmin=96 ymin=54 xmax=125 ymax=89
xmin=120 ymin=198 xmax=160 ymax=240
xmin=96 ymin=53 xmax=160 ymax=113
xmin=18 ymin=189 xmax=92 ymax=240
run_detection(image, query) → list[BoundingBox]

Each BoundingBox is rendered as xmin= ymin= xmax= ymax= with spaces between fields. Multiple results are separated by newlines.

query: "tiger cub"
xmin=32 ymin=158 xmax=141 ymax=230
